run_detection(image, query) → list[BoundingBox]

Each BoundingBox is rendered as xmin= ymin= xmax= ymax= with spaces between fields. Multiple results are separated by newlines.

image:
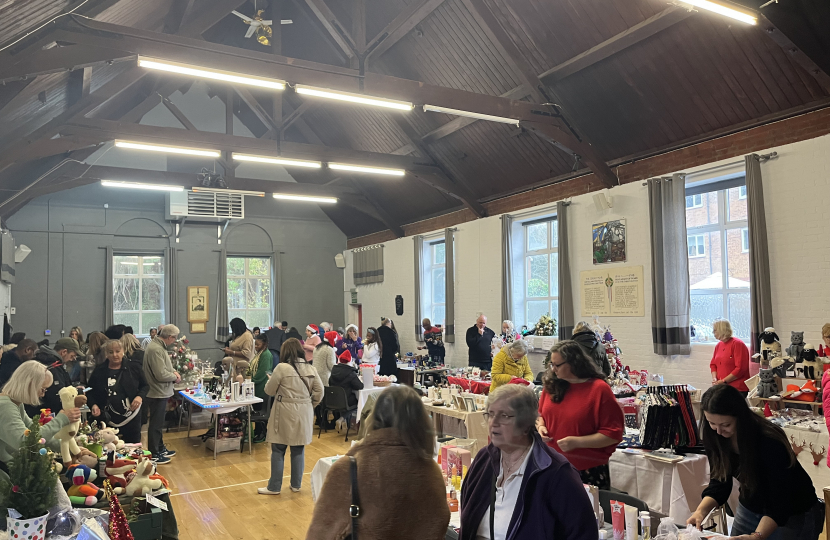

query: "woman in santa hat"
xmin=303 ymin=324 xmax=321 ymax=363
xmin=314 ymin=331 xmax=339 ymax=386
xmin=328 ymin=350 xmax=364 ymax=432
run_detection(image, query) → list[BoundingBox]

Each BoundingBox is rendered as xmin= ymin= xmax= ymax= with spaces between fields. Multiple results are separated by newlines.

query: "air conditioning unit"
xmin=166 ymin=190 xmax=245 ymax=222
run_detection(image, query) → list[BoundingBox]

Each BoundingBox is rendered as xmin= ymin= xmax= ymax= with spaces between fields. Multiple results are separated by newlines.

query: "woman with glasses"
xmin=536 ymin=340 xmax=624 ymax=489
xmin=460 ymin=384 xmax=597 ymax=540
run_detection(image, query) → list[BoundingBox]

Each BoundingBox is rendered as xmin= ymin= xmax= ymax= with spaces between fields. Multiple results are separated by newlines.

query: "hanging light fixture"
xmin=137 ymin=57 xmax=286 ymax=90
xmin=273 ymin=193 xmax=337 ymax=203
xmin=328 ymin=163 xmax=406 ymax=177
xmin=295 ymin=85 xmax=413 ymax=111
xmin=679 ymin=0 xmax=757 ymax=25
xmin=114 ymin=140 xmax=221 ymax=158
xmin=232 ymin=153 xmax=322 ymax=168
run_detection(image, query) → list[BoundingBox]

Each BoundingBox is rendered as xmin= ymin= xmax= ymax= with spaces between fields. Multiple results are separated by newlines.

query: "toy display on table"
xmin=99 ymin=426 xmax=125 ymax=454
xmin=775 ymin=331 xmax=805 ymax=377
xmin=65 ymin=464 xmax=105 ymax=506
xmin=753 ymin=368 xmax=779 ymax=398
xmin=54 ymin=386 xmax=88 ymax=465
xmin=800 ymin=344 xmax=821 ymax=379
xmin=124 ymin=459 xmax=163 ymax=497
xmin=105 ymin=452 xmax=137 ymax=494
xmin=752 ymin=327 xmax=782 ymax=369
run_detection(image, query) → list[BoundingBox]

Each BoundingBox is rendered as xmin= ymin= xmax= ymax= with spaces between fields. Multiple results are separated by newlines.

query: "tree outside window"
xmin=113 ymin=255 xmax=164 ymax=334
xmin=227 ymin=257 xmax=272 ymax=329
xmin=524 ymin=218 xmax=558 ymax=328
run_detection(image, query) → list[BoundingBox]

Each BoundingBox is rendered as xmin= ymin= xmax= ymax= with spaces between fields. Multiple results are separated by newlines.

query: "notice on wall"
xmin=579 ymin=265 xmax=644 ymax=317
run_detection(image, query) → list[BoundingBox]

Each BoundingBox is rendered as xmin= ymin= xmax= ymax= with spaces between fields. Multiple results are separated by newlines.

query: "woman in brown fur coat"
xmin=306 ymin=385 xmax=450 ymax=540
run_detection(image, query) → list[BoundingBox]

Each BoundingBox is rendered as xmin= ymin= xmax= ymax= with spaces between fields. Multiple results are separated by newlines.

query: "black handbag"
xmin=345 ymin=456 xmax=360 ymax=540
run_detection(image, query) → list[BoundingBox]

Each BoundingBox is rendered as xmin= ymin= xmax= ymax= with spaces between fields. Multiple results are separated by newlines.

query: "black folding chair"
xmin=240 ymin=395 xmax=273 ymax=451
xmin=318 ymin=386 xmax=357 ymax=442
xmin=599 ymin=489 xmax=649 ymax=533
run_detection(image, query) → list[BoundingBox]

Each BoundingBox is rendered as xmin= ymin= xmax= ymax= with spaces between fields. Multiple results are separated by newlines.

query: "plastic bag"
xmin=677 ymin=525 xmax=704 ymax=540
xmin=655 ymin=517 xmax=680 ymax=540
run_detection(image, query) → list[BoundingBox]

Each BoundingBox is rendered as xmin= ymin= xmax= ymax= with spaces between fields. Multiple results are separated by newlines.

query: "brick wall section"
xmin=347 ymin=106 xmax=830 ymax=249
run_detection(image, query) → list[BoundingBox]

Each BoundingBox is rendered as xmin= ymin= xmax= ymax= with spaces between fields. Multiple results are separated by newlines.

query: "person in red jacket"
xmin=709 ymin=319 xmax=750 ymax=395
xmin=536 ymin=340 xmax=624 ymax=489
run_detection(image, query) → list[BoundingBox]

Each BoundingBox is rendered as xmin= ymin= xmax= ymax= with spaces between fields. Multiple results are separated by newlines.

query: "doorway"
xmin=348 ymin=304 xmax=362 ymax=336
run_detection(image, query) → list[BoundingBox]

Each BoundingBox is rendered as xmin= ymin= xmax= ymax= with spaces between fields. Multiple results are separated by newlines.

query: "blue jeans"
xmin=268 ymin=444 xmax=304 ymax=492
xmin=732 ymin=502 xmax=824 ymax=540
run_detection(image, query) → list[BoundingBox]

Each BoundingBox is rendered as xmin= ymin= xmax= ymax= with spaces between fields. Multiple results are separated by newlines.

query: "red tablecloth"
xmin=447 ymin=376 xmax=491 ymax=395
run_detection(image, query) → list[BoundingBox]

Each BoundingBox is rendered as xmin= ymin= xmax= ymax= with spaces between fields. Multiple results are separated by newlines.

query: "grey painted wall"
xmin=7 ymin=183 xmax=347 ymax=363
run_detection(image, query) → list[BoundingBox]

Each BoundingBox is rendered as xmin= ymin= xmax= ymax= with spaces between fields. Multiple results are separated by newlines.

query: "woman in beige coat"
xmin=258 ymin=337 xmax=323 ymax=495
xmin=222 ymin=318 xmax=255 ymax=382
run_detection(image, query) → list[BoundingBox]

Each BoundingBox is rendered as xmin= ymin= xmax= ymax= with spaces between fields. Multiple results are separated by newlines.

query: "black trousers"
xmin=145 ymin=397 xmax=168 ymax=455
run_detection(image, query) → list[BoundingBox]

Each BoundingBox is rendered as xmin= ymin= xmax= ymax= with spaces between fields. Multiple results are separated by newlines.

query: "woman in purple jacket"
xmin=460 ymin=385 xmax=598 ymax=540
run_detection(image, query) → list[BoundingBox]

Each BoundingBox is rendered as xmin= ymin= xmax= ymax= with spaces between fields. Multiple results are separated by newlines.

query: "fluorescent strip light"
xmin=232 ymin=153 xmax=322 ymax=169
xmin=114 ymin=140 xmax=221 ymax=158
xmin=138 ymin=57 xmax=285 ymax=90
xmin=328 ymin=163 xmax=406 ymax=177
xmin=191 ymin=187 xmax=265 ymax=197
xmin=101 ymin=180 xmax=184 ymax=192
xmin=295 ymin=85 xmax=412 ymax=111
xmin=680 ymin=0 xmax=756 ymax=24
xmin=423 ymin=104 xmax=520 ymax=126
xmin=273 ymin=193 xmax=337 ymax=204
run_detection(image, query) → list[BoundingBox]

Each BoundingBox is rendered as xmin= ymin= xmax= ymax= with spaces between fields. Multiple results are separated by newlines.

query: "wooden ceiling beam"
xmin=300 ymin=0 xmax=358 ymax=58
xmin=365 ymin=0 xmax=446 ymax=64
xmin=67 ymin=66 xmax=91 ymax=106
xmin=13 ymin=135 xmax=103 ymax=163
xmin=758 ymin=13 xmax=830 ymax=94
xmin=0 ymin=45 xmax=131 ymax=85
xmin=160 ymin=95 xmax=196 ymax=130
xmin=350 ymin=179 xmax=404 ymax=238
xmin=235 ymin=88 xmax=282 ymax=137
xmin=539 ymin=6 xmax=692 ymax=86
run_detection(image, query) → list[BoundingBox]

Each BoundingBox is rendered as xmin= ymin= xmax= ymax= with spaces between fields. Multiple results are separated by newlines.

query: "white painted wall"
xmin=344 ymin=133 xmax=830 ymax=391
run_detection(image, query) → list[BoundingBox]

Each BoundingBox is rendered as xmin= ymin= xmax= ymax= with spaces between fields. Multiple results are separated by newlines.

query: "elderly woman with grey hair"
xmin=490 ymin=339 xmax=534 ymax=390
xmin=460 ymin=385 xmax=597 ymax=540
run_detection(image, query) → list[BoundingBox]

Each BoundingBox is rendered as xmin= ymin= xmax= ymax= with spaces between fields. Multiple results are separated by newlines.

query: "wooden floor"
xmin=157 ymin=427 xmax=352 ymax=540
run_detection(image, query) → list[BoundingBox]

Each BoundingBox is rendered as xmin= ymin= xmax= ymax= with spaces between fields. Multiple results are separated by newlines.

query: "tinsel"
xmin=104 ymin=480 xmax=135 ymax=540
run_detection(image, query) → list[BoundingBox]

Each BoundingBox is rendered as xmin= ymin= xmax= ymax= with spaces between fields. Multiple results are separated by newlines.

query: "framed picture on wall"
xmin=187 ymin=286 xmax=209 ymax=323
xmin=190 ymin=322 xmax=206 ymax=333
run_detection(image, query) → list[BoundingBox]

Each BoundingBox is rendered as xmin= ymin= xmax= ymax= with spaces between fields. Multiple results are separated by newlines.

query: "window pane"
xmin=688 ymin=231 xmax=722 ymax=289
xmin=114 ymin=256 xmax=139 ymax=275
xmin=725 ymin=228 xmax=750 ymax=289
xmin=432 ymin=305 xmax=445 ymax=327
xmin=551 ymin=219 xmax=559 ymax=249
xmin=113 ymin=278 xmax=140 ymax=311
xmin=526 ymin=254 xmax=550 ymax=297
xmin=247 ymin=258 xmax=269 ymax=277
xmin=228 ymin=278 xmax=246 ymax=309
xmin=141 ymin=277 xmax=164 ymax=310
xmin=727 ymin=187 xmax=748 ymax=222
xmin=142 ymin=256 xmax=164 ymax=275
xmin=229 ymin=309 xmax=246 ymax=323
xmin=527 ymin=223 xmax=547 ymax=251
xmin=728 ymin=293 xmax=751 ymax=341
xmin=247 ymin=310 xmax=271 ymax=329
xmin=113 ymin=312 xmax=139 ymax=331
xmin=690 ymin=294 xmax=724 ymax=342
xmin=526 ymin=300 xmax=550 ymax=326
xmin=227 ymin=257 xmax=244 ymax=276
xmin=141 ymin=312 xmax=163 ymax=335
xmin=550 ymin=252 xmax=559 ymax=297
xmin=246 ymin=278 xmax=271 ymax=308
xmin=434 ymin=243 xmax=445 ymax=265
xmin=685 ymin=191 xmax=719 ymax=227
xmin=551 ymin=299 xmax=559 ymax=324
xmin=432 ymin=268 xmax=445 ymax=303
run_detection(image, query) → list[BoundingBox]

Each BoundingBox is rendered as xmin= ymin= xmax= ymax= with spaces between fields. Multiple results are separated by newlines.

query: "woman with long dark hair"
xmin=362 ymin=327 xmax=382 ymax=365
xmin=223 ymin=317 xmax=254 ymax=381
xmin=535 ymin=340 xmax=623 ymax=489
xmin=687 ymin=385 xmax=822 ymax=540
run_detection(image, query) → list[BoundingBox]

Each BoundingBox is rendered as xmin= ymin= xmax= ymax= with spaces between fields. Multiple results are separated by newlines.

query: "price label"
xmin=145 ymin=493 xmax=168 ymax=511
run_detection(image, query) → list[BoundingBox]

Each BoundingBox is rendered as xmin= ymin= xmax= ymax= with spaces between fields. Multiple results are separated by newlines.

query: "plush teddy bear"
xmin=65 ymin=464 xmax=105 ymax=506
xmin=53 ymin=387 xmax=87 ymax=465
xmin=125 ymin=458 xmax=164 ymax=497
xmin=105 ymin=451 xmax=136 ymax=494
xmin=99 ymin=426 xmax=125 ymax=453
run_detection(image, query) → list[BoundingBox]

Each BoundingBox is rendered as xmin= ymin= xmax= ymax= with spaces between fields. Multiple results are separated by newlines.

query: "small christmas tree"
xmin=0 ymin=419 xmax=58 ymax=519
xmin=170 ymin=336 xmax=197 ymax=384
xmin=534 ymin=313 xmax=557 ymax=337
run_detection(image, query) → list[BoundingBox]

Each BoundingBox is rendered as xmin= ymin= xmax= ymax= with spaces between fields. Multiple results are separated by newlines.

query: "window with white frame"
xmin=738 ymin=186 xmax=747 ymax=199
xmin=523 ymin=217 xmax=558 ymax=329
xmin=685 ymin=181 xmax=750 ymax=342
xmin=113 ymin=255 xmax=165 ymax=334
xmin=421 ymin=239 xmax=446 ymax=326
xmin=685 ymin=194 xmax=703 ymax=209
xmin=227 ymin=257 xmax=272 ymax=329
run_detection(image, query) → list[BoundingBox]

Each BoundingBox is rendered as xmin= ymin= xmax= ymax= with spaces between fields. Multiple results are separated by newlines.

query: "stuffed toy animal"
xmin=99 ymin=426 xmax=125 ymax=453
xmin=786 ymin=331 xmax=805 ymax=364
xmin=800 ymin=344 xmax=821 ymax=380
xmin=125 ymin=458 xmax=164 ymax=497
xmin=756 ymin=368 xmax=778 ymax=398
xmin=65 ymin=464 xmax=105 ymax=506
xmin=753 ymin=327 xmax=782 ymax=368
xmin=105 ymin=451 xmax=136 ymax=494
xmin=53 ymin=387 xmax=87 ymax=465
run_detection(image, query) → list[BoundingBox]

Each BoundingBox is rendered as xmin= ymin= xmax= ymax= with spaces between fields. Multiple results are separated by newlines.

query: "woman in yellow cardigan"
xmin=490 ymin=339 xmax=534 ymax=390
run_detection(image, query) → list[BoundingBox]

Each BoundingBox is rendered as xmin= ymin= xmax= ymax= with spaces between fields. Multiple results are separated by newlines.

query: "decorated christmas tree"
xmin=0 ymin=419 xmax=58 ymax=519
xmin=170 ymin=336 xmax=197 ymax=384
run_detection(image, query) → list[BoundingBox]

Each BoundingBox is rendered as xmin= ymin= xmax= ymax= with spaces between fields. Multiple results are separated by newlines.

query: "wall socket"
xmin=9 ymin=307 xmax=14 ymax=315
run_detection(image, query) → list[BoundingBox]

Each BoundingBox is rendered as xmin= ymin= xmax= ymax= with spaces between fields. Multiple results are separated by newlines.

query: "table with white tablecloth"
xmin=423 ymin=403 xmax=489 ymax=457
xmin=311 ymin=454 xmax=343 ymax=501
xmin=355 ymin=386 xmax=388 ymax=418
xmin=609 ymin=450 xmax=739 ymax=522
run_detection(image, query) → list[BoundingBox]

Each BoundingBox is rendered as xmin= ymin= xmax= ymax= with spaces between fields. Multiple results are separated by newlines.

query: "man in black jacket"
xmin=0 ymin=338 xmax=38 ymax=388
xmin=466 ymin=312 xmax=496 ymax=371
xmin=264 ymin=321 xmax=286 ymax=367
xmin=33 ymin=337 xmax=83 ymax=416
xmin=571 ymin=322 xmax=612 ymax=377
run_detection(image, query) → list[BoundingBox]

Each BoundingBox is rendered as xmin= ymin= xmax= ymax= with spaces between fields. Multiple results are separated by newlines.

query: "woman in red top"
xmin=536 ymin=340 xmax=624 ymax=489
xmin=709 ymin=320 xmax=750 ymax=396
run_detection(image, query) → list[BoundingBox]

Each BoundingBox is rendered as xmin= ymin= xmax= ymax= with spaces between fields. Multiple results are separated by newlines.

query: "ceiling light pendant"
xmin=191 ymin=187 xmax=265 ymax=197
xmin=273 ymin=193 xmax=337 ymax=204
xmin=680 ymin=0 xmax=757 ymax=24
xmin=101 ymin=180 xmax=184 ymax=192
xmin=328 ymin=163 xmax=406 ymax=177
xmin=295 ymin=85 xmax=413 ymax=111
xmin=114 ymin=140 xmax=221 ymax=158
xmin=137 ymin=57 xmax=286 ymax=90
xmin=232 ymin=153 xmax=322 ymax=168
xmin=423 ymin=104 xmax=520 ymax=126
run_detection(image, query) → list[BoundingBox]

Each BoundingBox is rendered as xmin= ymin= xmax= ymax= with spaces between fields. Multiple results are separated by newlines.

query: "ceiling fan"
xmin=231 ymin=9 xmax=293 ymax=46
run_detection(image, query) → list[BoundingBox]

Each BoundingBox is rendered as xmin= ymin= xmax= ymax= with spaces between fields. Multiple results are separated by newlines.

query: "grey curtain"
xmin=501 ymin=215 xmax=513 ymax=323
xmin=745 ymin=154 xmax=773 ymax=355
xmin=444 ymin=228 xmax=455 ymax=343
xmin=165 ymin=247 xmax=178 ymax=326
xmin=105 ymin=246 xmax=114 ymax=328
xmin=215 ymin=249 xmax=229 ymax=343
xmin=556 ymin=203 xmax=574 ymax=340
xmin=353 ymin=245 xmax=384 ymax=285
xmin=414 ymin=236 xmax=424 ymax=342
xmin=272 ymin=251 xmax=282 ymax=326
xmin=648 ymin=174 xmax=691 ymax=355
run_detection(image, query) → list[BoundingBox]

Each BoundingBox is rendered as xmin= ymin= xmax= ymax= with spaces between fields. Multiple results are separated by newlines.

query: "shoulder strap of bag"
xmin=289 ymin=361 xmax=313 ymax=397
xmin=349 ymin=456 xmax=360 ymax=540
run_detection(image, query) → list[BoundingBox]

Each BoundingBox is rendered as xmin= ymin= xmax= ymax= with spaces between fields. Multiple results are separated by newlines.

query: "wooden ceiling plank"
xmin=758 ymin=13 xmax=830 ymax=95
xmin=176 ymin=0 xmax=248 ymax=38
xmin=350 ymin=179 xmax=404 ymax=238
xmin=365 ymin=0 xmax=446 ymax=64
xmin=300 ymin=0 xmax=358 ymax=58
xmin=163 ymin=0 xmax=196 ymax=34
xmin=117 ymin=79 xmax=180 ymax=123
xmin=67 ymin=66 xmax=91 ymax=106
xmin=160 ymin=95 xmax=197 ymax=130
xmin=235 ymin=87 xmax=282 ymax=136
xmin=0 ymin=79 xmax=37 ymax=116
xmin=280 ymin=101 xmax=313 ymax=133
xmin=0 ymin=45 xmax=132 ymax=84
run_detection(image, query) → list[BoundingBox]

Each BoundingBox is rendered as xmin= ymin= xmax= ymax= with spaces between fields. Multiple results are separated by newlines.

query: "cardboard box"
xmin=448 ymin=448 xmax=471 ymax=473
xmin=440 ymin=445 xmax=456 ymax=473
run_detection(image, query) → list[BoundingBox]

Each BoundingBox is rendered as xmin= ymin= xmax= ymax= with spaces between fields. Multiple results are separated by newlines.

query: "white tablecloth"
xmin=782 ymin=424 xmax=830 ymax=497
xmin=311 ymin=455 xmax=344 ymax=502
xmin=356 ymin=386 xmax=387 ymax=418
xmin=609 ymin=450 xmax=739 ymax=522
